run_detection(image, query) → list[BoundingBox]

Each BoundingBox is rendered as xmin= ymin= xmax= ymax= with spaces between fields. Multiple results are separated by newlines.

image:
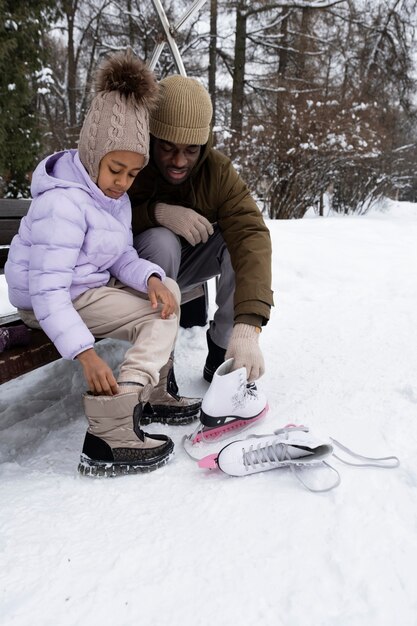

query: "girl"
xmin=5 ymin=51 xmax=190 ymax=477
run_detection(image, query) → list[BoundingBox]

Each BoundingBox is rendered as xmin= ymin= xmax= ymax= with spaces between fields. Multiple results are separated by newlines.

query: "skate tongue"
xmin=281 ymin=445 xmax=314 ymax=460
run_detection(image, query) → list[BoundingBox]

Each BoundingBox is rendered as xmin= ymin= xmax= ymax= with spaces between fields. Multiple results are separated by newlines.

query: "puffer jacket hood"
xmin=32 ymin=149 xmax=107 ymax=204
xmin=5 ymin=149 xmax=165 ymax=360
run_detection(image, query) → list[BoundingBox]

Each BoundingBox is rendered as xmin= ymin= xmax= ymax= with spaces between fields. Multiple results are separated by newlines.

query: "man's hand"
xmin=155 ymin=202 xmax=214 ymax=246
xmin=225 ymin=323 xmax=265 ymax=382
xmin=147 ymin=275 xmax=177 ymax=319
xmin=77 ymin=348 xmax=119 ymax=395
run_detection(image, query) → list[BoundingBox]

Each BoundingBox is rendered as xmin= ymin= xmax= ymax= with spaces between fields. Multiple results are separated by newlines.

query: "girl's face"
xmin=97 ymin=151 xmax=145 ymax=199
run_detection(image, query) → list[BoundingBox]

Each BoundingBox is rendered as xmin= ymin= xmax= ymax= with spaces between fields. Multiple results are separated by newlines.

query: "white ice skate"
xmin=197 ymin=424 xmax=341 ymax=492
xmin=183 ymin=358 xmax=268 ymax=461
xmin=197 ymin=424 xmax=401 ymax=492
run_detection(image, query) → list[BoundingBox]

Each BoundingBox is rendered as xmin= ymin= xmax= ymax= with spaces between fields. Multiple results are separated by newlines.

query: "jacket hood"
xmin=190 ymin=129 xmax=213 ymax=177
xmin=30 ymin=149 xmax=116 ymax=208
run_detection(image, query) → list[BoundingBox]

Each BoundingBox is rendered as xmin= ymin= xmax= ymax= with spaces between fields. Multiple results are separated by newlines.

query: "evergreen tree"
xmin=0 ymin=0 xmax=55 ymax=197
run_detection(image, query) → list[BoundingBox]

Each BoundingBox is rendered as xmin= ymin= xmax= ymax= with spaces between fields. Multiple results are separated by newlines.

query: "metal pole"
xmin=174 ymin=0 xmax=208 ymax=31
xmin=149 ymin=0 xmax=208 ymax=76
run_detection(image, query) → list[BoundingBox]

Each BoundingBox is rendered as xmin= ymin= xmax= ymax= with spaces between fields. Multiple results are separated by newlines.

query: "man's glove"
xmin=225 ymin=323 xmax=265 ymax=382
xmin=154 ymin=202 xmax=214 ymax=246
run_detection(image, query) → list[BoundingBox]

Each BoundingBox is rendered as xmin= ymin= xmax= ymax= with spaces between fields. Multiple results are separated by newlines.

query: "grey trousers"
xmin=134 ymin=225 xmax=235 ymax=349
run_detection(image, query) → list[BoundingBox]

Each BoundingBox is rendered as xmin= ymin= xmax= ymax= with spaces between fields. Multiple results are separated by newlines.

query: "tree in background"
xmin=223 ymin=0 xmax=417 ymax=217
xmin=0 ymin=0 xmax=56 ymax=197
xmin=36 ymin=0 xmax=208 ymax=155
xmin=1 ymin=0 xmax=417 ymax=213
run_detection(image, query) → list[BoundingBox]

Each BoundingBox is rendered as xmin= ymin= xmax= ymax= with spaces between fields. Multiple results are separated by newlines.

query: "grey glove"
xmin=154 ymin=202 xmax=214 ymax=246
xmin=225 ymin=323 xmax=265 ymax=382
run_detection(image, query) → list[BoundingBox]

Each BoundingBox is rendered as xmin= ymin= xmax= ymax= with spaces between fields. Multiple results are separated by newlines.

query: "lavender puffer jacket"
xmin=5 ymin=150 xmax=165 ymax=360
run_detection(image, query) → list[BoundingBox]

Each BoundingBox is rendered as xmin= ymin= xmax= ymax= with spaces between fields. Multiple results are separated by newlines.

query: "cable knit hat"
xmin=78 ymin=51 xmax=159 ymax=182
xmin=150 ymin=75 xmax=213 ymax=145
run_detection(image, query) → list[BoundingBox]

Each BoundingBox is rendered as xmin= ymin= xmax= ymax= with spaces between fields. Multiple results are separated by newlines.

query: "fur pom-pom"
xmin=95 ymin=50 xmax=159 ymax=109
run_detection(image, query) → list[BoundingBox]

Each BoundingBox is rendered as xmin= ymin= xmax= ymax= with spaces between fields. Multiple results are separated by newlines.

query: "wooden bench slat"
xmin=0 ymin=219 xmax=22 ymax=244
xmin=0 ymin=248 xmax=9 ymax=268
xmin=0 ymin=199 xmax=31 ymax=216
xmin=0 ymin=328 xmax=61 ymax=384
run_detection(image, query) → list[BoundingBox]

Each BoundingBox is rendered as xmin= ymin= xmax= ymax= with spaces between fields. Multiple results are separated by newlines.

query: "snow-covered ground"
xmin=1 ymin=199 xmax=416 ymax=626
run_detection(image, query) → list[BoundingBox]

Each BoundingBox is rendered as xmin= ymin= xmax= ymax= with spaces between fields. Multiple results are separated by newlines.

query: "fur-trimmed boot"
xmin=78 ymin=389 xmax=174 ymax=477
xmin=141 ymin=356 xmax=201 ymax=426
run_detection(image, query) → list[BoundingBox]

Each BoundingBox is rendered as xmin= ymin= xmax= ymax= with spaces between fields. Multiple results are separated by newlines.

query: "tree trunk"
xmin=127 ymin=0 xmax=135 ymax=48
xmin=208 ymin=0 xmax=217 ymax=123
xmin=65 ymin=1 xmax=78 ymax=145
xmin=230 ymin=1 xmax=247 ymax=149
xmin=276 ymin=9 xmax=289 ymax=119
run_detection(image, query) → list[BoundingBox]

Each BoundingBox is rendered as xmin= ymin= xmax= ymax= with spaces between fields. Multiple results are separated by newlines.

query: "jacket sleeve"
xmin=215 ymin=158 xmax=274 ymax=324
xmin=28 ymin=194 xmax=95 ymax=360
xmin=110 ymin=244 xmax=166 ymax=292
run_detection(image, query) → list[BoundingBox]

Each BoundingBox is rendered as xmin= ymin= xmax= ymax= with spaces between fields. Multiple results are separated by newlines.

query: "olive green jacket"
xmin=129 ymin=138 xmax=274 ymax=326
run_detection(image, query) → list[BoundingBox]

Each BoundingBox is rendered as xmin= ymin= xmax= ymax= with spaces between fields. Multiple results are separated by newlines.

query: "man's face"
xmin=152 ymin=139 xmax=201 ymax=185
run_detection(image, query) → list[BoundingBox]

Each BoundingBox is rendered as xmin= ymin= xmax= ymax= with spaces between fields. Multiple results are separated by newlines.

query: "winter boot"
xmin=203 ymin=328 xmax=226 ymax=382
xmin=141 ymin=356 xmax=201 ymax=426
xmin=78 ymin=389 xmax=174 ymax=477
xmin=183 ymin=359 xmax=268 ymax=459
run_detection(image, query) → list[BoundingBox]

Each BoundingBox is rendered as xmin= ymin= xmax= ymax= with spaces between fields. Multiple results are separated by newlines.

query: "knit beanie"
xmin=78 ymin=51 xmax=159 ymax=183
xmin=150 ymin=75 xmax=213 ymax=146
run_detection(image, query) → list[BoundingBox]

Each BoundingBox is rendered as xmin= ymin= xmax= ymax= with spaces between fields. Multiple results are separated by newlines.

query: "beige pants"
xmin=19 ymin=277 xmax=181 ymax=387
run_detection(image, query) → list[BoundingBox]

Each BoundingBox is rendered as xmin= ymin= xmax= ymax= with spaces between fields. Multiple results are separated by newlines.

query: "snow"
xmin=1 ymin=199 xmax=417 ymax=625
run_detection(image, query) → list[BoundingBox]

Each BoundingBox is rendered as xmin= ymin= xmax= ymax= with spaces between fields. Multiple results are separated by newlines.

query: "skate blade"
xmin=77 ymin=451 xmax=174 ymax=478
xmin=182 ymin=405 xmax=269 ymax=461
xmin=194 ymin=405 xmax=269 ymax=444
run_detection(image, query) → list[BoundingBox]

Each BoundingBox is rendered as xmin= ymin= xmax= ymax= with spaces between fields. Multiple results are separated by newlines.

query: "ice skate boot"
xmin=198 ymin=425 xmax=332 ymax=473
xmin=198 ymin=425 xmax=401 ymax=492
xmin=141 ymin=356 xmax=201 ymax=426
xmin=183 ymin=359 xmax=268 ymax=460
xmin=78 ymin=389 xmax=174 ymax=477
xmin=198 ymin=424 xmax=342 ymax=492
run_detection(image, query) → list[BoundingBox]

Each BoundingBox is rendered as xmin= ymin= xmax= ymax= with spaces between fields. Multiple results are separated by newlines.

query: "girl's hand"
xmin=147 ymin=276 xmax=177 ymax=319
xmin=76 ymin=348 xmax=119 ymax=395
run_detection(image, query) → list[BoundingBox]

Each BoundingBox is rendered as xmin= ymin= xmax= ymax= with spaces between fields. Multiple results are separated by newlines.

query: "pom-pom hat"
xmin=78 ymin=50 xmax=159 ymax=183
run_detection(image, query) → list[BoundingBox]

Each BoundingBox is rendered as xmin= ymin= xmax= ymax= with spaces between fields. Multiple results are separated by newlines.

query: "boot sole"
xmin=77 ymin=450 xmax=174 ymax=478
xmin=141 ymin=403 xmax=201 ymax=426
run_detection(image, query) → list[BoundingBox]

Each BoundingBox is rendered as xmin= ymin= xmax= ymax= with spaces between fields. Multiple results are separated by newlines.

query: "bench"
xmin=0 ymin=198 xmax=208 ymax=385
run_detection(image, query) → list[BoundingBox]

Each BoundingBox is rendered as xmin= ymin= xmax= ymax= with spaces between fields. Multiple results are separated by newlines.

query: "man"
xmin=129 ymin=75 xmax=273 ymax=389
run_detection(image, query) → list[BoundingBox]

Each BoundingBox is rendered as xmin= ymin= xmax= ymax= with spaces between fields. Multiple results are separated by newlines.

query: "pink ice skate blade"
xmin=193 ymin=404 xmax=269 ymax=444
xmin=198 ymin=454 xmax=218 ymax=469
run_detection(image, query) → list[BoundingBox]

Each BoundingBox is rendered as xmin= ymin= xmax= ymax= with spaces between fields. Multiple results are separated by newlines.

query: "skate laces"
xmin=329 ymin=437 xmax=400 ymax=468
xmin=235 ymin=379 xmax=258 ymax=405
xmin=246 ymin=382 xmax=259 ymax=398
xmin=242 ymin=425 xmax=309 ymax=470
xmin=243 ymin=440 xmax=290 ymax=471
